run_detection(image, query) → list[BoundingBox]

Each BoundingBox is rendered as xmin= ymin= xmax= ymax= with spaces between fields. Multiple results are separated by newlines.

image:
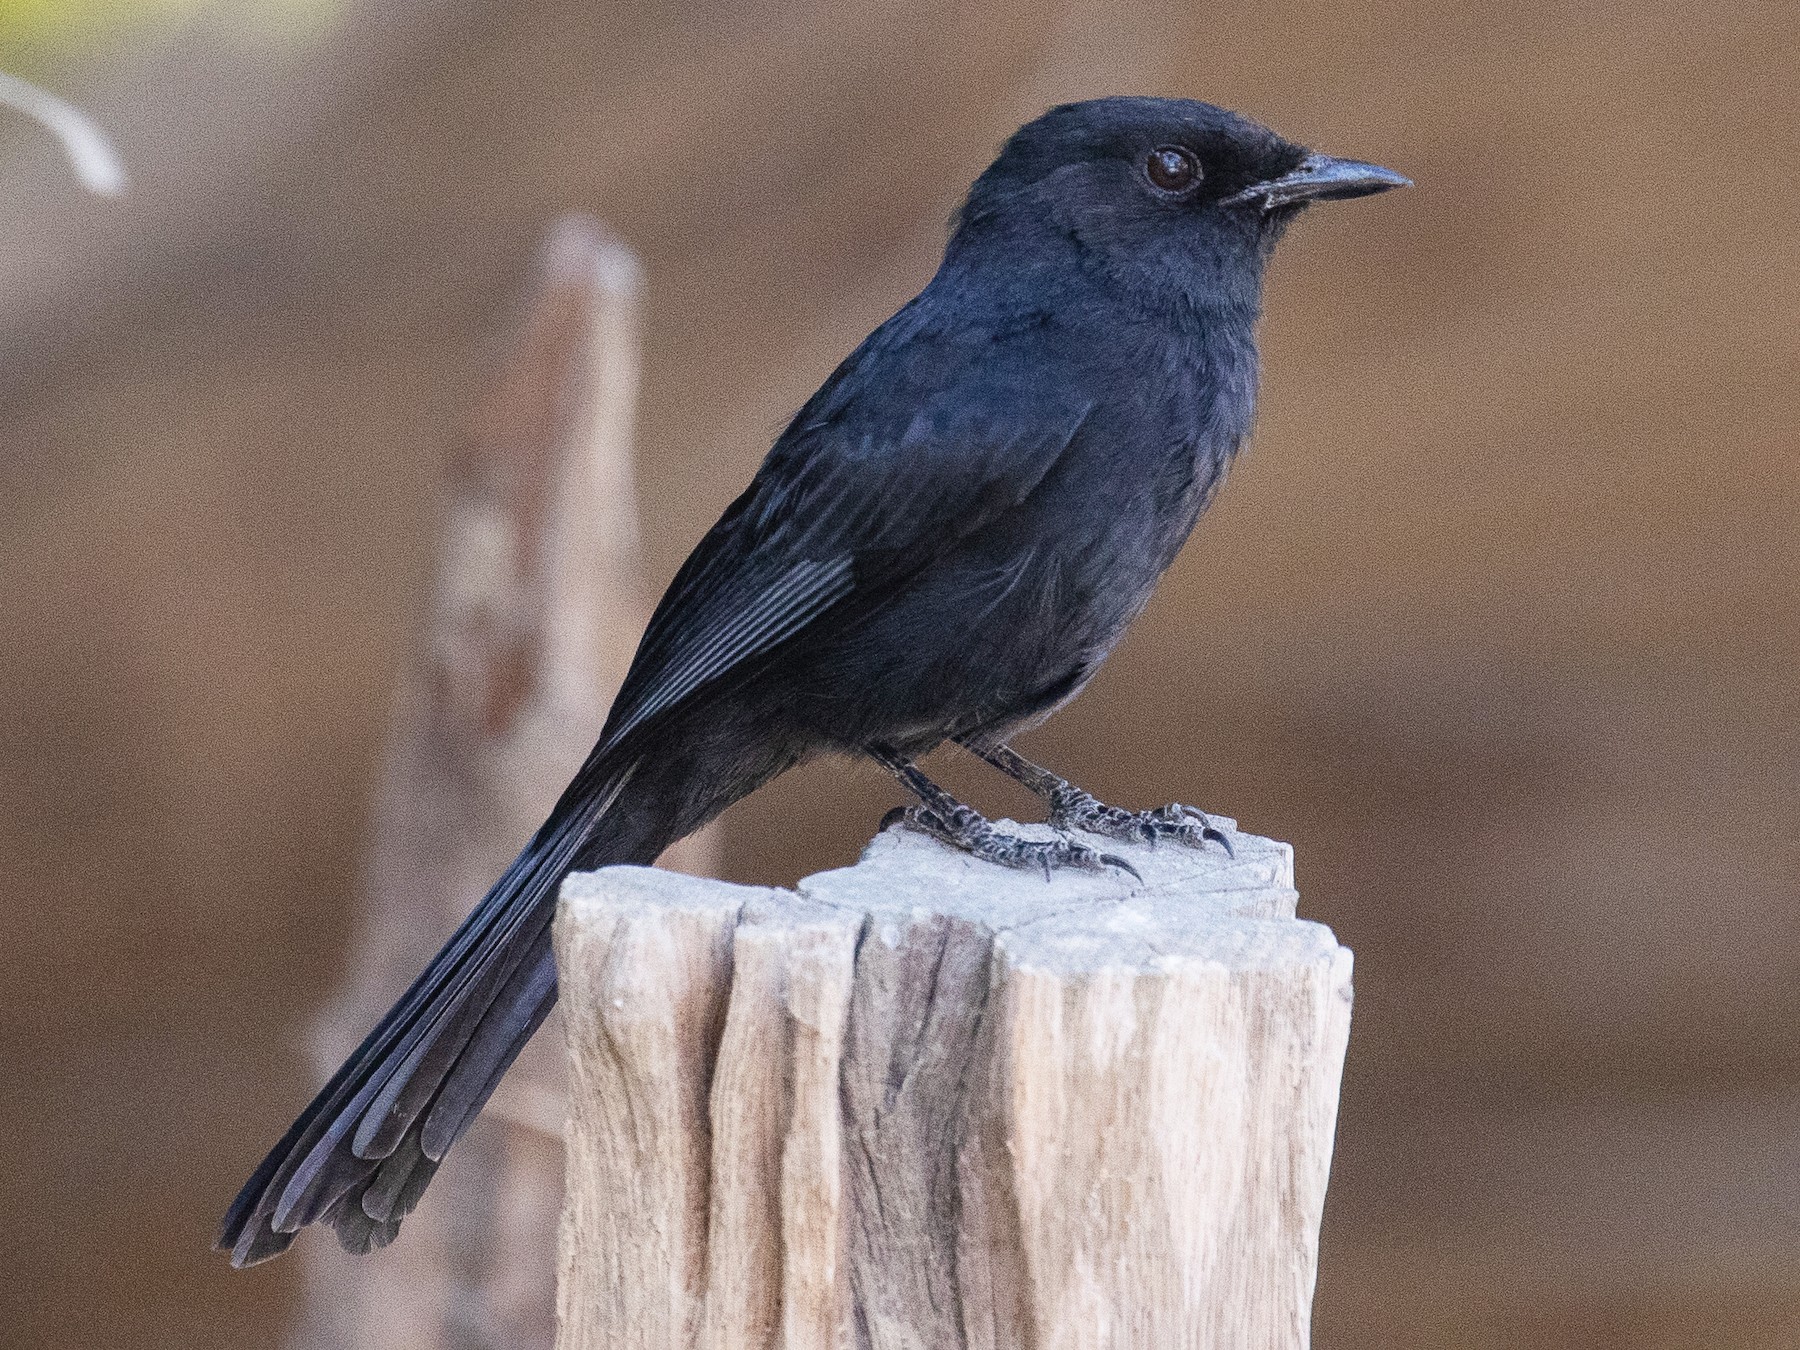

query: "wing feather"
xmin=597 ymin=304 xmax=1093 ymax=749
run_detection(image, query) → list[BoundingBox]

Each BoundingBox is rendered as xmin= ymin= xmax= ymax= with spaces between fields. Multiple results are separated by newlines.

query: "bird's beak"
xmin=1224 ymin=153 xmax=1411 ymax=211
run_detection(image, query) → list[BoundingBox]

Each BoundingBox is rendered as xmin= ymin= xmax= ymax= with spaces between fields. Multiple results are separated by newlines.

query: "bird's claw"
xmin=1170 ymin=804 xmax=1233 ymax=853
xmin=1096 ymin=851 xmax=1142 ymax=882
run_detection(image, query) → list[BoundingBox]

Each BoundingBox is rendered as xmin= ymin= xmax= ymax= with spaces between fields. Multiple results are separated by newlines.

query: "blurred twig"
xmin=295 ymin=214 xmax=713 ymax=1350
xmin=0 ymin=70 xmax=125 ymax=194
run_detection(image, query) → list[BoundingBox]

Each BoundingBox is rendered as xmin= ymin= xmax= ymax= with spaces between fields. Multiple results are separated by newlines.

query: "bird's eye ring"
xmin=1145 ymin=145 xmax=1202 ymax=194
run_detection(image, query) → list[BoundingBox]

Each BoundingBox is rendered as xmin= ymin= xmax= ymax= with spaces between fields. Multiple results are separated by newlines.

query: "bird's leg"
xmin=955 ymin=738 xmax=1233 ymax=856
xmin=865 ymin=743 xmax=1139 ymax=881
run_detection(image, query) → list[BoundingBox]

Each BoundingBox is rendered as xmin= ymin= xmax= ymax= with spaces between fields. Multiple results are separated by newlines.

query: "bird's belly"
xmin=785 ymin=469 xmax=1207 ymax=751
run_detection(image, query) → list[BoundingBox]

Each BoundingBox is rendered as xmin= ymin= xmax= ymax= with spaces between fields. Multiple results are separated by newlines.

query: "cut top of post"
xmin=802 ymin=810 xmax=1297 ymax=937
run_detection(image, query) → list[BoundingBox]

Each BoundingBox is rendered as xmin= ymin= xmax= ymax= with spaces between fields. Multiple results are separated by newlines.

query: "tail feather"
xmin=421 ymin=939 xmax=558 ymax=1159
xmin=217 ymin=757 xmax=646 ymax=1267
xmin=352 ymin=831 xmax=577 ymax=1156
xmin=359 ymin=1134 xmax=431 ymax=1225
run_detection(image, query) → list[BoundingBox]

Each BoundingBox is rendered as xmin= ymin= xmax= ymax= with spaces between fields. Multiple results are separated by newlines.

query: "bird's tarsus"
xmin=956 ymin=740 xmax=1232 ymax=858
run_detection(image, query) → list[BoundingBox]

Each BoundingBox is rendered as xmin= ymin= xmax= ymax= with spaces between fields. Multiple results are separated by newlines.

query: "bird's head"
xmin=949 ymin=96 xmax=1408 ymax=314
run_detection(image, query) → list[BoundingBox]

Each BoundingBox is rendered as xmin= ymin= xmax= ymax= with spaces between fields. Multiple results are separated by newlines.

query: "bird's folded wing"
xmin=600 ymin=333 xmax=1093 ymax=748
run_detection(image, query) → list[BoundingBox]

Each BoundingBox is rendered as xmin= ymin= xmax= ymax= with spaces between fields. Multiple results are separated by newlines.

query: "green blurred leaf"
xmin=0 ymin=0 xmax=344 ymax=75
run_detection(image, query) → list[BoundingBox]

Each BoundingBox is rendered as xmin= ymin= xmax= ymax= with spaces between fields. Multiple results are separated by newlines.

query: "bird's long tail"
xmin=217 ymin=749 xmax=654 ymax=1267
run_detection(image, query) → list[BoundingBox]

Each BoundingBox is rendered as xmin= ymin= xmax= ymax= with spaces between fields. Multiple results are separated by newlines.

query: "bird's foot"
xmin=880 ymin=804 xmax=1140 ymax=882
xmin=1046 ymin=788 xmax=1234 ymax=857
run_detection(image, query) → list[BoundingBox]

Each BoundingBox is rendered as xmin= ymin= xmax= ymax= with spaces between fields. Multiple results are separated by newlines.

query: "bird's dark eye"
xmin=1145 ymin=145 xmax=1202 ymax=194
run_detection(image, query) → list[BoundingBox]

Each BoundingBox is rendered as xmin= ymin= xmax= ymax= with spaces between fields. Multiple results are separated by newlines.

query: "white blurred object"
xmin=0 ymin=70 xmax=126 ymax=195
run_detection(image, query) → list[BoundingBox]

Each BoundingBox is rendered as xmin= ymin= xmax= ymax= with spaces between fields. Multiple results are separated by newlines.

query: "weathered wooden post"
xmin=552 ymin=816 xmax=1352 ymax=1349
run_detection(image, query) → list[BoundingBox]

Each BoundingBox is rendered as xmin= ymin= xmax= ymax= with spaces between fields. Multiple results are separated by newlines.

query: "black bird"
xmin=218 ymin=95 xmax=1407 ymax=1265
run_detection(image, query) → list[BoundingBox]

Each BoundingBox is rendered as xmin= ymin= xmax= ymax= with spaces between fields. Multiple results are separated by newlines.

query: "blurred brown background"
xmin=2 ymin=0 xmax=1797 ymax=1346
